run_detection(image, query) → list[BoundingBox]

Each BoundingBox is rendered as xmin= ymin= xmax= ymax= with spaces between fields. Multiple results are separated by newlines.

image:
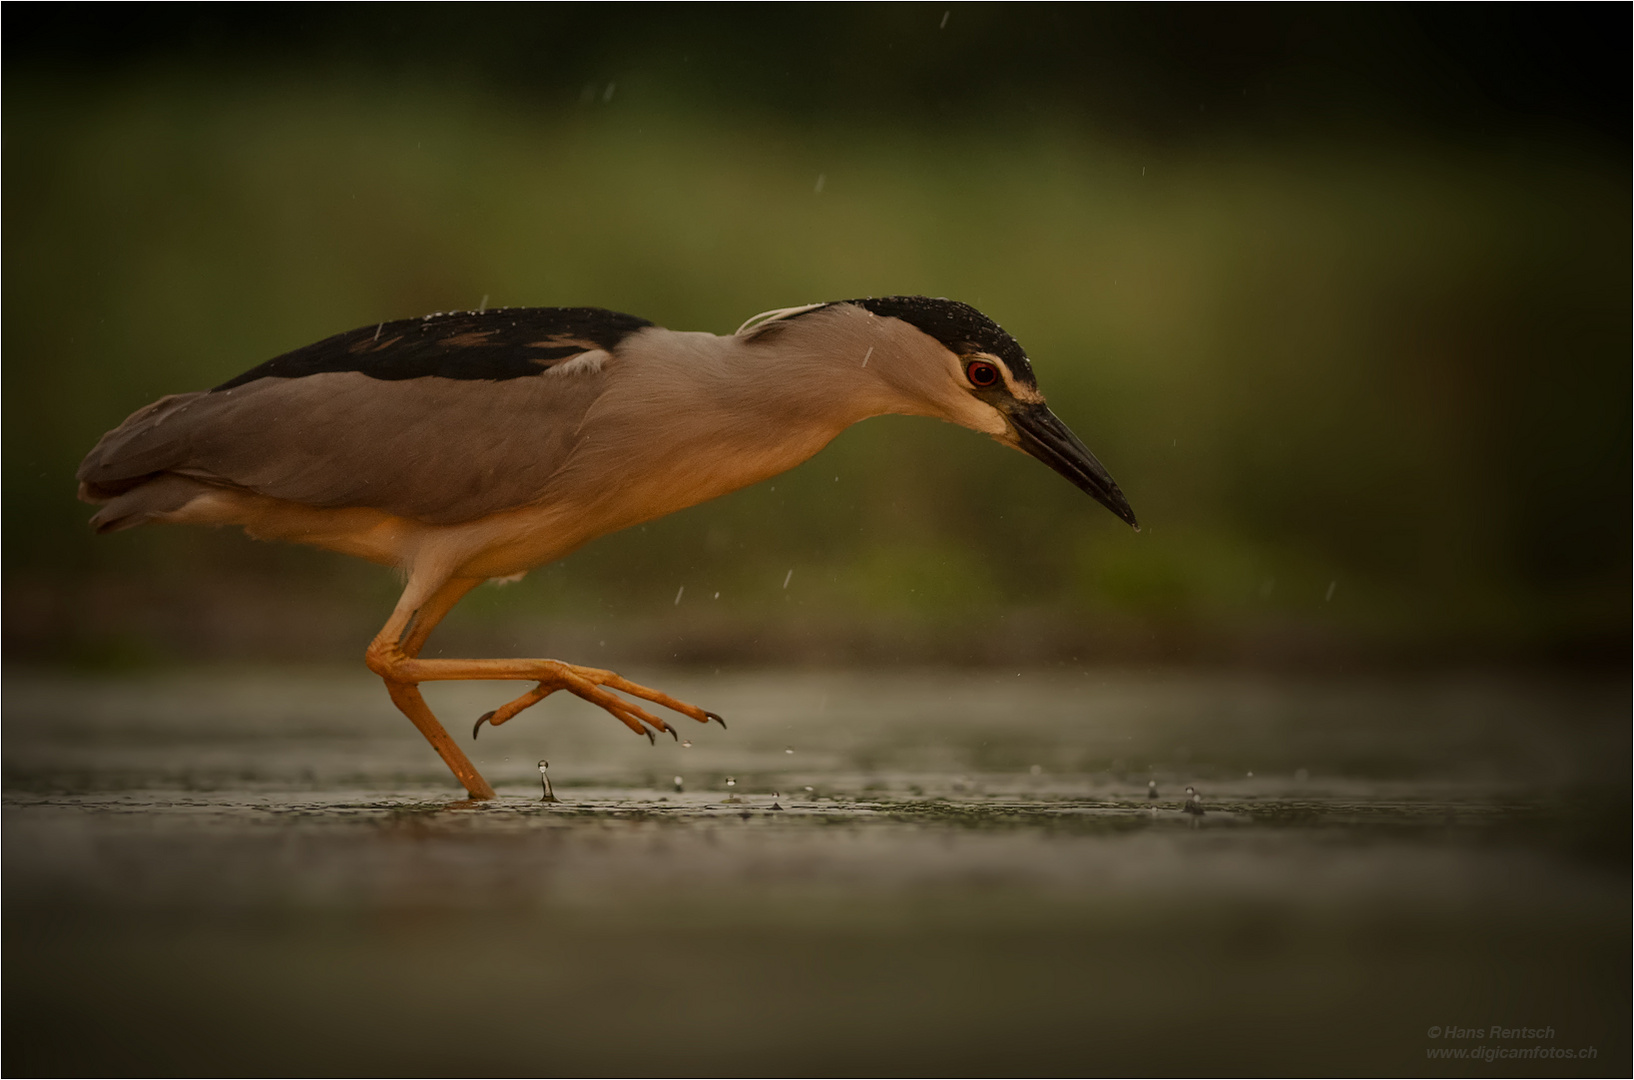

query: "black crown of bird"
xmin=79 ymin=296 xmax=1137 ymax=800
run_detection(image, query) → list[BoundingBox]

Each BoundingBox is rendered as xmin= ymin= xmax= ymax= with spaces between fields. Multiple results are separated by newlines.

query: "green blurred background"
xmin=4 ymin=5 xmax=1628 ymax=671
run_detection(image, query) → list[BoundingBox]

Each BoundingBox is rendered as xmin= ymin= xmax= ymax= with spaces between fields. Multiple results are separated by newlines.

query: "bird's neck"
xmin=549 ymin=319 xmax=929 ymax=538
xmin=708 ymin=309 xmax=951 ymax=432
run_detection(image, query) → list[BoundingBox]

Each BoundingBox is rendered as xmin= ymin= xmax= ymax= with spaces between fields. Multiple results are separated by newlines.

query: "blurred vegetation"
xmin=3 ymin=7 xmax=1627 ymax=668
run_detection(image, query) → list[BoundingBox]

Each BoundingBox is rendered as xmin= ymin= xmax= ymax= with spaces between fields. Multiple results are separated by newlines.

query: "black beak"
xmin=1008 ymin=404 xmax=1139 ymax=529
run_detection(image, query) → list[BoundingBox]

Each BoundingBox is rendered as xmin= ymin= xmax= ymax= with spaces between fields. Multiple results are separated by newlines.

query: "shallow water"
xmin=4 ymin=666 xmax=1628 ymax=1074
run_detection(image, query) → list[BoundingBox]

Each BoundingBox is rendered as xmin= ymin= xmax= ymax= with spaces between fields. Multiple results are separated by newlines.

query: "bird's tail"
xmin=81 ymin=473 xmax=216 ymax=533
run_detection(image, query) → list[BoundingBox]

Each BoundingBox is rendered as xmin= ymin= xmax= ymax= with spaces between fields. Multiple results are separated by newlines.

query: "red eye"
xmin=966 ymin=360 xmax=1001 ymax=388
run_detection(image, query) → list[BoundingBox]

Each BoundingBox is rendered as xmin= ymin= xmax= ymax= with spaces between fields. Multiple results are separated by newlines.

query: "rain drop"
xmin=1183 ymin=785 xmax=1204 ymax=817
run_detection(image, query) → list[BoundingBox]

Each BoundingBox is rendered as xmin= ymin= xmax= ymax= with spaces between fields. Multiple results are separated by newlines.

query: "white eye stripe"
xmin=965 ymin=351 xmax=1045 ymax=403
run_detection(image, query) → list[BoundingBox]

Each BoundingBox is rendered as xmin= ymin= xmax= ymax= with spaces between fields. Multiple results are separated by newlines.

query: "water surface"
xmin=5 ymin=667 xmax=1627 ymax=1074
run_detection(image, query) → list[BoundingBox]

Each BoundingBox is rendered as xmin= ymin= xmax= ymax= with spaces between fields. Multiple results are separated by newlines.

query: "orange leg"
xmin=366 ymin=575 xmax=491 ymax=799
xmin=366 ymin=573 xmax=722 ymax=800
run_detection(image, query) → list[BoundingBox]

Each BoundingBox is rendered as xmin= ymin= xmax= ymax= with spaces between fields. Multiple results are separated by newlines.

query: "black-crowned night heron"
xmin=78 ymin=296 xmax=1137 ymax=799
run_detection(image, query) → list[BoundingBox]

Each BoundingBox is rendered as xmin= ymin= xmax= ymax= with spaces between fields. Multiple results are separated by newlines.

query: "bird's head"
xmin=740 ymin=296 xmax=1138 ymax=529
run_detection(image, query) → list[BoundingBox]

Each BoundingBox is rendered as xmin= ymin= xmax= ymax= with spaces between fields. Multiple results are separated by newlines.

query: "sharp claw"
xmin=645 ymin=729 xmax=656 ymax=745
xmin=706 ymin=711 xmax=727 ymax=729
xmin=667 ymin=725 xmax=679 ymax=742
xmin=473 ymin=710 xmax=495 ymax=740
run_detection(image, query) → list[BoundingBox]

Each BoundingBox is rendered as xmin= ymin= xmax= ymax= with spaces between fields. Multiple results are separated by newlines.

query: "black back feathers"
xmin=214 ymin=307 xmax=653 ymax=390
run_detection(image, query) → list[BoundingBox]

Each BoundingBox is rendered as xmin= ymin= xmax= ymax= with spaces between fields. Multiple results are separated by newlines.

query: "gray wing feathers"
xmin=78 ymin=393 xmax=210 ymax=492
xmin=78 ymin=367 xmax=609 ymax=525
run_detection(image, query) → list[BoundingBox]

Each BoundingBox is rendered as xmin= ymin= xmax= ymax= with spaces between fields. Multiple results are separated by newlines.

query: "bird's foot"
xmin=468 ymin=661 xmax=725 ymax=743
xmin=472 ymin=683 xmax=557 ymax=739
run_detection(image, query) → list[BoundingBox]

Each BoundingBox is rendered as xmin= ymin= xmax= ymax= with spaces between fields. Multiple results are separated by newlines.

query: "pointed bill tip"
xmin=1009 ymin=404 xmax=1138 ymax=529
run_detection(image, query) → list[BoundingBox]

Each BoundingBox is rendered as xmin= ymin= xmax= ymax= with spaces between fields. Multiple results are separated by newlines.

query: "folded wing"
xmin=78 ymin=308 xmax=652 ymax=527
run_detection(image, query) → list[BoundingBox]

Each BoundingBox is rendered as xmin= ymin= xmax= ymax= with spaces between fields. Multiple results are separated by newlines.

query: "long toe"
xmin=470 ymin=683 xmax=555 ymax=740
xmin=595 ymin=671 xmax=723 ymax=726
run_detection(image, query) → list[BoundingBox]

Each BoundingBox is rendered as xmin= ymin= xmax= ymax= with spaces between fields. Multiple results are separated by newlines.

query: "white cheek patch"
xmin=945 ymin=394 xmax=1010 ymax=436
